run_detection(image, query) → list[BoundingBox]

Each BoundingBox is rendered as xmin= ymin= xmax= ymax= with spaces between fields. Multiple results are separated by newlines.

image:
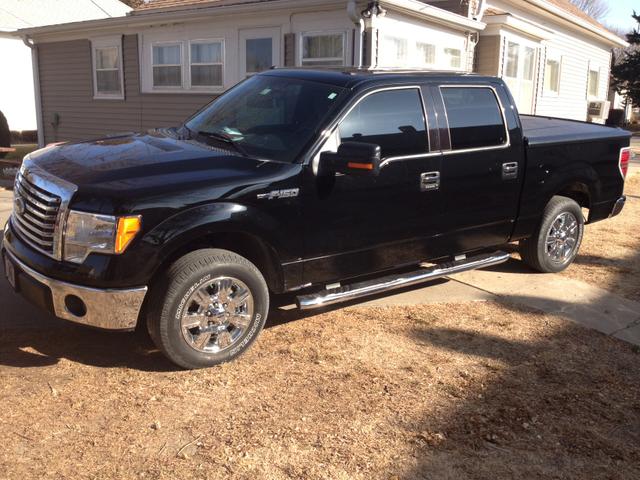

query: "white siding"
xmin=484 ymin=0 xmax=614 ymax=121
xmin=0 ymin=37 xmax=36 ymax=131
xmin=535 ymin=27 xmax=611 ymax=120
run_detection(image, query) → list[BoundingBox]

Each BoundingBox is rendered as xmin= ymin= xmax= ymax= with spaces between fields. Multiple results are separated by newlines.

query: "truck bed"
xmin=521 ymin=115 xmax=631 ymax=147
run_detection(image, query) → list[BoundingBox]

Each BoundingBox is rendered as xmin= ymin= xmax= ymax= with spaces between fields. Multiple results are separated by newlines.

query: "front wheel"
xmin=519 ymin=196 xmax=584 ymax=273
xmin=147 ymin=249 xmax=269 ymax=369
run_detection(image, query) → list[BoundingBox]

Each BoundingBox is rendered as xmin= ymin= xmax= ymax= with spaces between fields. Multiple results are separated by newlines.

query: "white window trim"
xmin=91 ymin=36 xmax=124 ymax=100
xmin=587 ymin=65 xmax=601 ymax=100
xmin=188 ymin=38 xmax=225 ymax=93
xmin=542 ymin=50 xmax=562 ymax=97
xmin=151 ymin=41 xmax=185 ymax=91
xmin=299 ymin=30 xmax=347 ymax=67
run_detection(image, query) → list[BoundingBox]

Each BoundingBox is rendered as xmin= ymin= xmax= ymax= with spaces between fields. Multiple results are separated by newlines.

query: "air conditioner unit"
xmin=587 ymin=100 xmax=610 ymax=124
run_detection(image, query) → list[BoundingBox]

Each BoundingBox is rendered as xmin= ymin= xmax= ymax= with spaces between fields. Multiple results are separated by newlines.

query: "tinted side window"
xmin=440 ymin=87 xmax=507 ymax=150
xmin=339 ymin=89 xmax=428 ymax=158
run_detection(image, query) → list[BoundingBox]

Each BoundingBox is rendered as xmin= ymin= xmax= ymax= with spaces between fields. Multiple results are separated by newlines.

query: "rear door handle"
xmin=502 ymin=162 xmax=518 ymax=180
xmin=420 ymin=171 xmax=440 ymax=191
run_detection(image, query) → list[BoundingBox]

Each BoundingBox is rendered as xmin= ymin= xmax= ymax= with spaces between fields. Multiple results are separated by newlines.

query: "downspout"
xmin=347 ymin=0 xmax=364 ymax=68
xmin=22 ymin=35 xmax=44 ymax=148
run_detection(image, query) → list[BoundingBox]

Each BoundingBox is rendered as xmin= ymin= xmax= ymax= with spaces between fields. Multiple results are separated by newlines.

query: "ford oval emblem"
xmin=14 ymin=194 xmax=25 ymax=216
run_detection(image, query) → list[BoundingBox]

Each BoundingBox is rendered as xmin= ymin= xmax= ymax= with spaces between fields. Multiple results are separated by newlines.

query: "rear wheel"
xmin=519 ymin=196 xmax=584 ymax=273
xmin=147 ymin=249 xmax=269 ymax=369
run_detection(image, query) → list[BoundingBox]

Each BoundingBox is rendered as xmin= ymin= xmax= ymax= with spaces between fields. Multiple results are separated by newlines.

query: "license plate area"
xmin=4 ymin=255 xmax=17 ymax=290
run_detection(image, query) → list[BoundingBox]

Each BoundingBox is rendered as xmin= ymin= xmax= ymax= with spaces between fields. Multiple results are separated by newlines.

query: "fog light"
xmin=64 ymin=295 xmax=87 ymax=317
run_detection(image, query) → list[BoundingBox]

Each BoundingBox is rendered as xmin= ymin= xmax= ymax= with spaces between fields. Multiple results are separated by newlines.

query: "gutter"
xmin=522 ymin=0 xmax=628 ymax=48
xmin=14 ymin=0 xmax=349 ymax=39
xmin=21 ymin=36 xmax=44 ymax=148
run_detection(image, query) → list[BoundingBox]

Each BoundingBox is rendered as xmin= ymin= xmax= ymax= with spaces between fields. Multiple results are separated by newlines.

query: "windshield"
xmin=185 ymin=75 xmax=348 ymax=163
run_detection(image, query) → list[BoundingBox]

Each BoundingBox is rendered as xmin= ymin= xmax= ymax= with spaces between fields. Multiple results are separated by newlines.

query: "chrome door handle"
xmin=420 ymin=171 xmax=440 ymax=191
xmin=502 ymin=162 xmax=518 ymax=180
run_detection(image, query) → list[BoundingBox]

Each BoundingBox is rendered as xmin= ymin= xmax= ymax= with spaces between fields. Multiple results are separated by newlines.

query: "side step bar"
xmin=296 ymin=251 xmax=510 ymax=310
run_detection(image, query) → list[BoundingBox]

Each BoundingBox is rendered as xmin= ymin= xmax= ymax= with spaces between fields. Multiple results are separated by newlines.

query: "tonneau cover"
xmin=521 ymin=115 xmax=631 ymax=147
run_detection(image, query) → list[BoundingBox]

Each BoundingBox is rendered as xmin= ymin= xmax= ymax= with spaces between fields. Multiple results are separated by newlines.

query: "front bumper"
xmin=2 ymin=246 xmax=147 ymax=331
xmin=609 ymin=196 xmax=626 ymax=218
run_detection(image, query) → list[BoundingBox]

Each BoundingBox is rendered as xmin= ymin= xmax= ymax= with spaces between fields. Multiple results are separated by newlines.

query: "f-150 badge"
xmin=257 ymin=188 xmax=299 ymax=200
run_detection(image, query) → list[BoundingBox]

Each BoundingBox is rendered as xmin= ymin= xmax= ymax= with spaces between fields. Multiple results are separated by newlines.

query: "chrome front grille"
xmin=12 ymin=173 xmax=61 ymax=256
xmin=10 ymin=158 xmax=77 ymax=260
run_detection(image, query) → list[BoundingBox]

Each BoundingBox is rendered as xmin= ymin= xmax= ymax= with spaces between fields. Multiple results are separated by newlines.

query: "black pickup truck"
xmin=2 ymin=70 xmax=632 ymax=369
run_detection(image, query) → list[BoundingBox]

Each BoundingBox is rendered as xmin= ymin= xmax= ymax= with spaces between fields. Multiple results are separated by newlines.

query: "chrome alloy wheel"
xmin=545 ymin=212 xmax=580 ymax=264
xmin=181 ymin=277 xmax=254 ymax=353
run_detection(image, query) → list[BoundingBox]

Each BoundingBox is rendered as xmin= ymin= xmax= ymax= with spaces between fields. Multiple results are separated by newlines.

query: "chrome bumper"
xmin=3 ymin=248 xmax=147 ymax=331
xmin=609 ymin=196 xmax=626 ymax=218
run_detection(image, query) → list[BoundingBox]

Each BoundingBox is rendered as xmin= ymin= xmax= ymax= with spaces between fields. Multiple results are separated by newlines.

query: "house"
xmin=0 ymin=0 xmax=131 ymax=136
xmin=14 ymin=0 xmax=485 ymax=146
xmin=428 ymin=0 xmax=627 ymax=121
xmin=12 ymin=0 xmax=628 ymax=146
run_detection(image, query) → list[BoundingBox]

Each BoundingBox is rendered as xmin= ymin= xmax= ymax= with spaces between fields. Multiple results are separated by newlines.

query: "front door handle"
xmin=502 ymin=162 xmax=518 ymax=180
xmin=420 ymin=171 xmax=440 ymax=191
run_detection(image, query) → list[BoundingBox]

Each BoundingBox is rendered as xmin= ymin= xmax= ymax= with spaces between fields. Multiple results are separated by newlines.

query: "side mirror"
xmin=319 ymin=141 xmax=382 ymax=176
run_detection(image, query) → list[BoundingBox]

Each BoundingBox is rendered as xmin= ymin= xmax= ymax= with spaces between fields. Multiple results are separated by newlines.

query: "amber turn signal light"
xmin=347 ymin=162 xmax=374 ymax=170
xmin=115 ymin=216 xmax=142 ymax=254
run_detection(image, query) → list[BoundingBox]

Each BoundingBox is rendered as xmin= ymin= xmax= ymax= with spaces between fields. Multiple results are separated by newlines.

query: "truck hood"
xmin=27 ymin=130 xmax=275 ymax=188
xmin=23 ymin=130 xmax=301 ymax=215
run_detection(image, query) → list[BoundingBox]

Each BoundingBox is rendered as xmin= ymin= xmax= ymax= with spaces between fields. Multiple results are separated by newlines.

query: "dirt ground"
xmin=560 ymin=173 xmax=640 ymax=301
xmin=1 ymin=168 xmax=639 ymax=480
xmin=1 ymin=300 xmax=639 ymax=480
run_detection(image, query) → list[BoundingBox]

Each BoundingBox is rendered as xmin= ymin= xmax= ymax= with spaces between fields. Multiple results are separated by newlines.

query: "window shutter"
xmin=284 ymin=33 xmax=296 ymax=67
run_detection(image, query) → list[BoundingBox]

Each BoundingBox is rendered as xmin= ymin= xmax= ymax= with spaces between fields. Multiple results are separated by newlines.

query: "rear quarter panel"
xmin=513 ymin=117 xmax=630 ymax=240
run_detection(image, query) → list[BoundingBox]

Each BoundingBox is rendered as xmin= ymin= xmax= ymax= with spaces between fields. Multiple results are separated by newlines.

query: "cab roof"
xmin=261 ymin=68 xmax=501 ymax=89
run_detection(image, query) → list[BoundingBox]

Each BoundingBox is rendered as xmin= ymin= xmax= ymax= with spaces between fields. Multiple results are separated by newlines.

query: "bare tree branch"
xmin=569 ymin=0 xmax=610 ymax=22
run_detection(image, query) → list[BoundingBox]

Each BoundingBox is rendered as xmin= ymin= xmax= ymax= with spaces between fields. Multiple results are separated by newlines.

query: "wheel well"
xmin=156 ymin=232 xmax=284 ymax=294
xmin=556 ymin=182 xmax=591 ymax=210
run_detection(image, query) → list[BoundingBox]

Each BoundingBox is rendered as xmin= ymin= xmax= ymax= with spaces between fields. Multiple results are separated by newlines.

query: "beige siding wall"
xmin=474 ymin=35 xmax=501 ymax=76
xmin=38 ymin=35 xmax=213 ymax=144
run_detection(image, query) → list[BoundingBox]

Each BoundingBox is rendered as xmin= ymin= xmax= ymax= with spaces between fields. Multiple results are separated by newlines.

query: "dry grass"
xmin=1 ymin=301 xmax=639 ymax=479
xmin=561 ymin=173 xmax=640 ymax=301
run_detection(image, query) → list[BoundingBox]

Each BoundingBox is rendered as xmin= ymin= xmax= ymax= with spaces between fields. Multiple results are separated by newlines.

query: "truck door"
xmin=428 ymin=83 xmax=524 ymax=254
xmin=300 ymin=86 xmax=443 ymax=286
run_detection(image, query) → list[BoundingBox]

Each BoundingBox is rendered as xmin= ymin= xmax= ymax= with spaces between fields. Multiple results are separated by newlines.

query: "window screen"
xmin=440 ymin=87 xmax=507 ymax=150
xmin=339 ymin=89 xmax=428 ymax=158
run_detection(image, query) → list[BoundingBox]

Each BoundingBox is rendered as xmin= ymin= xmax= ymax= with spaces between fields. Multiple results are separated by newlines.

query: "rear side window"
xmin=440 ymin=87 xmax=507 ymax=150
xmin=339 ymin=89 xmax=428 ymax=158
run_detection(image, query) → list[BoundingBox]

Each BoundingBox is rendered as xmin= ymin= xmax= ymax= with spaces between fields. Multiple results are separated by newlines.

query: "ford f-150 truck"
xmin=2 ymin=69 xmax=632 ymax=369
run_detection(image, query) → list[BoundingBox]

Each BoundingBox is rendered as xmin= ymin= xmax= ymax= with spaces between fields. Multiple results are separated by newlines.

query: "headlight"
xmin=64 ymin=211 xmax=141 ymax=264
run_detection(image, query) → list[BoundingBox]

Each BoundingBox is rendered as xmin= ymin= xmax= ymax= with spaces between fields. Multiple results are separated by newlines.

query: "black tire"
xmin=519 ymin=196 xmax=584 ymax=273
xmin=147 ymin=248 xmax=269 ymax=369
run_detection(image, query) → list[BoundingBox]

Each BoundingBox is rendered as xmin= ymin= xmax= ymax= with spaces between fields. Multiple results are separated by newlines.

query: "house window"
xmin=91 ymin=37 xmax=124 ymax=99
xmin=416 ymin=42 xmax=436 ymax=66
xmin=443 ymin=48 xmax=462 ymax=69
xmin=301 ymin=33 xmax=345 ymax=66
xmin=383 ymin=36 xmax=408 ymax=65
xmin=152 ymin=43 xmax=182 ymax=88
xmin=544 ymin=56 xmax=561 ymax=95
xmin=505 ymin=41 xmax=519 ymax=78
xmin=245 ymin=38 xmax=272 ymax=75
xmin=190 ymin=41 xmax=224 ymax=87
xmin=588 ymin=68 xmax=600 ymax=98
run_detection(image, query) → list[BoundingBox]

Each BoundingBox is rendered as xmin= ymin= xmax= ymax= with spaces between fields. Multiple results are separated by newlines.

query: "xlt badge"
xmin=257 ymin=188 xmax=299 ymax=200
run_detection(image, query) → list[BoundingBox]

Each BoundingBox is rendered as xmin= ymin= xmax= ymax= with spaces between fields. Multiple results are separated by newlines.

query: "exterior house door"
xmin=502 ymin=39 xmax=538 ymax=114
xmin=239 ymin=28 xmax=281 ymax=78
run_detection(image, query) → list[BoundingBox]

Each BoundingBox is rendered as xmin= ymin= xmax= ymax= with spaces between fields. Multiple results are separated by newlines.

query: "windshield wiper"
xmin=195 ymin=130 xmax=249 ymax=157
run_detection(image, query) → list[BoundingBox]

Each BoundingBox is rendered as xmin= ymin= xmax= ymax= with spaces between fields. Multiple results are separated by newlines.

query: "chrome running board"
xmin=296 ymin=251 xmax=510 ymax=310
